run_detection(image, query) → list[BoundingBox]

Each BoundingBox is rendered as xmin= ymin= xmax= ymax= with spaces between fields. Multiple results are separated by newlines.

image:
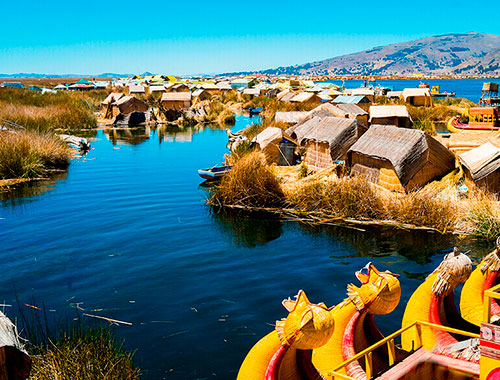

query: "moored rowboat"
xmin=198 ymin=165 xmax=232 ymax=181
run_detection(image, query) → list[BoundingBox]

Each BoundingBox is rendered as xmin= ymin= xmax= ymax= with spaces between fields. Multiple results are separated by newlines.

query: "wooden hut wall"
xmin=473 ymin=170 xmax=500 ymax=193
xmin=356 ymin=114 xmax=369 ymax=128
xmin=405 ymin=161 xmax=448 ymax=191
xmin=349 ymin=155 xmax=405 ymax=192
xmin=304 ymin=141 xmax=333 ymax=168
xmin=407 ymin=95 xmax=430 ymax=107
xmin=161 ymin=100 xmax=191 ymax=110
xmin=118 ymin=99 xmax=148 ymax=114
xmin=371 ymin=116 xmax=412 ymax=128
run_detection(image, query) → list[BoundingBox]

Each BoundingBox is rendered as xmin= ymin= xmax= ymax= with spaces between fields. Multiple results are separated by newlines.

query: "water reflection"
xmin=210 ymin=208 xmax=495 ymax=265
xmin=103 ymin=126 xmax=151 ymax=145
xmin=0 ymin=172 xmax=68 ymax=205
xmin=157 ymin=125 xmax=194 ymax=143
xmin=211 ymin=208 xmax=283 ymax=247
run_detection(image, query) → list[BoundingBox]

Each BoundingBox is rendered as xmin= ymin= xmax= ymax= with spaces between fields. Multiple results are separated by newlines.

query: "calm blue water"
xmin=326 ymin=78 xmax=492 ymax=103
xmin=0 ymin=86 xmax=495 ymax=379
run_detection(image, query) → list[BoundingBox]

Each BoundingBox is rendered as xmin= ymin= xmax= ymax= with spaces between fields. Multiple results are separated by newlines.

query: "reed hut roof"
xmin=277 ymin=89 xmax=295 ymax=101
xmin=255 ymin=127 xmax=283 ymax=150
xmin=201 ymin=83 xmax=219 ymax=90
xmin=172 ymin=83 xmax=189 ymax=91
xmin=242 ymin=88 xmax=260 ymax=96
xmin=289 ymin=92 xmax=318 ymax=103
xmin=459 ymin=142 xmax=500 ymax=181
xmin=161 ymin=92 xmax=192 ymax=102
xmin=369 ymin=105 xmax=411 ymax=121
xmin=128 ymin=84 xmax=145 ymax=93
xmin=115 ymin=95 xmax=139 ymax=106
xmin=291 ymin=116 xmax=359 ymax=161
xmin=192 ymin=89 xmax=210 ymax=98
xmin=348 ymin=125 xmax=454 ymax=187
xmin=351 ymin=87 xmax=375 ymax=96
xmin=332 ymin=95 xmax=371 ymax=104
xmin=274 ymin=111 xmax=309 ymax=124
xmin=150 ymin=85 xmax=166 ymax=92
xmin=335 ymin=103 xmax=368 ymax=116
xmin=102 ymin=92 xmax=124 ymax=105
xmin=401 ymin=88 xmax=431 ymax=100
xmin=216 ymin=82 xmax=232 ymax=90
xmin=324 ymin=105 xmax=349 ymax=118
xmin=387 ymin=91 xmax=402 ymax=98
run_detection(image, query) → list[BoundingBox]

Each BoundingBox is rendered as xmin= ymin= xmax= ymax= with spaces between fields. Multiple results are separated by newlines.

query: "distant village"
xmin=2 ymin=73 xmax=500 ymax=195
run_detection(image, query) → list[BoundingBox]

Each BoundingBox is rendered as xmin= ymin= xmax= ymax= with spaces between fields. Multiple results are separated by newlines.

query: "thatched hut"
xmin=192 ymin=89 xmax=211 ymax=102
xmin=216 ymin=82 xmax=233 ymax=92
xmin=112 ymin=96 xmax=148 ymax=117
xmin=332 ymin=95 xmax=372 ymax=111
xmin=169 ymin=83 xmax=190 ymax=93
xmin=369 ymin=105 xmax=413 ymax=128
xmin=201 ymin=83 xmax=220 ymax=95
xmin=287 ymin=116 xmax=361 ymax=168
xmin=277 ymin=89 xmax=296 ymax=102
xmin=401 ymin=88 xmax=433 ymax=107
xmin=160 ymin=92 xmax=192 ymax=110
xmin=274 ymin=111 xmax=309 ymax=125
xmin=128 ymin=84 xmax=145 ymax=94
xmin=101 ymin=92 xmax=125 ymax=118
xmin=289 ymin=92 xmax=323 ymax=107
xmin=149 ymin=85 xmax=167 ymax=94
xmin=318 ymin=103 xmax=369 ymax=128
xmin=255 ymin=127 xmax=284 ymax=164
xmin=347 ymin=125 xmax=455 ymax=192
xmin=242 ymin=88 xmax=260 ymax=97
xmin=459 ymin=142 xmax=500 ymax=193
xmin=350 ymin=88 xmax=375 ymax=102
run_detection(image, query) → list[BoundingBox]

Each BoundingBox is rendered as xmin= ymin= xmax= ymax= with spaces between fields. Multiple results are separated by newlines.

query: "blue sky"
xmin=0 ymin=0 xmax=498 ymax=75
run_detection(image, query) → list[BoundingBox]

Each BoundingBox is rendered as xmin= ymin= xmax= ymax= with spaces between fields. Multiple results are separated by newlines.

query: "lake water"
xmin=326 ymin=78 xmax=491 ymax=102
xmin=0 ymin=81 xmax=497 ymax=379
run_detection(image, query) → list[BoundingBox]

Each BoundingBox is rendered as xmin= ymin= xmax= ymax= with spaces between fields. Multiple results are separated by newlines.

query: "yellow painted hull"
xmin=461 ymin=261 xmax=492 ymax=326
xmin=401 ymin=273 xmax=439 ymax=350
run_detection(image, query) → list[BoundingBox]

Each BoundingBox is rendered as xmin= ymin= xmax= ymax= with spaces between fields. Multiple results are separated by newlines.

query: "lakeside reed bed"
xmin=29 ymin=327 xmax=140 ymax=380
xmin=208 ymin=157 xmax=500 ymax=239
xmin=209 ymin=152 xmax=285 ymax=208
xmin=0 ymin=130 xmax=72 ymax=179
xmin=17 ymin=304 xmax=140 ymax=380
xmin=0 ymin=88 xmax=106 ymax=132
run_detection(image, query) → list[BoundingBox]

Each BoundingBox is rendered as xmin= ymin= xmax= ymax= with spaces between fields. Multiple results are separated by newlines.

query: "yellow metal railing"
xmin=327 ymin=321 xmax=480 ymax=380
xmin=483 ymin=283 xmax=500 ymax=323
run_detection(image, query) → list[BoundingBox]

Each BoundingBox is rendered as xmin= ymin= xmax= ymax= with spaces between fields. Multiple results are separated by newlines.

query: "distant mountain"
xmin=0 ymin=73 xmax=132 ymax=79
xmin=230 ymin=33 xmax=500 ymax=76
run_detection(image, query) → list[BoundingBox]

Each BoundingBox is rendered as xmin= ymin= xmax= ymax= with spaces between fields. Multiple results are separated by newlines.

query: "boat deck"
xmin=375 ymin=348 xmax=479 ymax=379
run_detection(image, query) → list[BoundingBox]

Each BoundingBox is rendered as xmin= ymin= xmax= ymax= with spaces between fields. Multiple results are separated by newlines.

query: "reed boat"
xmin=431 ymin=85 xmax=455 ymax=98
xmin=237 ymin=243 xmax=500 ymax=380
xmin=198 ymin=165 xmax=232 ymax=181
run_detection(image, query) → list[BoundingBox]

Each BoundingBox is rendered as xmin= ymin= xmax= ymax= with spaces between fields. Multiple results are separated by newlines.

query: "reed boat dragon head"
xmin=275 ymin=290 xmax=335 ymax=350
xmin=431 ymin=247 xmax=473 ymax=296
xmin=347 ymin=262 xmax=401 ymax=315
xmin=480 ymin=237 xmax=500 ymax=274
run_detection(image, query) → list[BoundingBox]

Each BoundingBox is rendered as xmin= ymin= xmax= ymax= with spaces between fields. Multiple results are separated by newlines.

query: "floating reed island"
xmin=205 ymin=81 xmax=500 ymax=240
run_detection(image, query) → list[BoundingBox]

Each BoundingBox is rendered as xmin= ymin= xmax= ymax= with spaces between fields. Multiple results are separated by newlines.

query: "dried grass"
xmin=461 ymin=189 xmax=500 ymax=239
xmin=209 ymin=152 xmax=285 ymax=208
xmin=28 ymin=327 xmax=140 ymax=380
xmin=0 ymin=88 xmax=103 ymax=132
xmin=0 ymin=130 xmax=72 ymax=179
xmin=287 ymin=177 xmax=385 ymax=219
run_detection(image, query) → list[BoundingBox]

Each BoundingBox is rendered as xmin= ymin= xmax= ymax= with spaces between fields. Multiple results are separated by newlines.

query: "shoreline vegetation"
xmin=16 ymin=305 xmax=140 ymax=380
xmin=208 ymin=152 xmax=500 ymax=240
xmin=0 ymin=88 xmax=105 ymax=190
